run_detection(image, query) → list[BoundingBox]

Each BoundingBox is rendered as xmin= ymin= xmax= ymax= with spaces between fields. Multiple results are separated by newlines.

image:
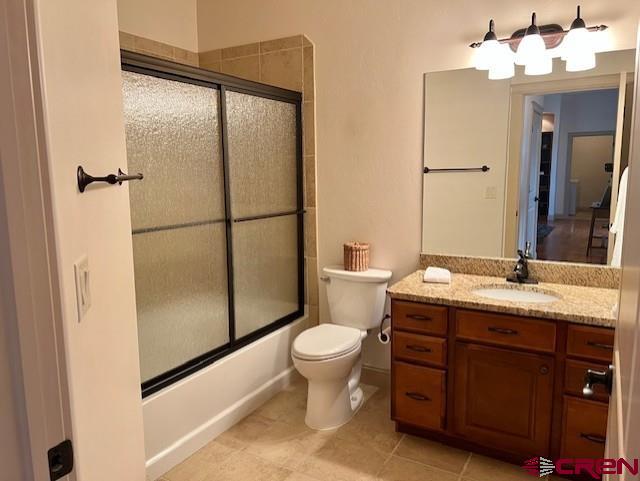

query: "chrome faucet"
xmin=507 ymin=243 xmax=537 ymax=284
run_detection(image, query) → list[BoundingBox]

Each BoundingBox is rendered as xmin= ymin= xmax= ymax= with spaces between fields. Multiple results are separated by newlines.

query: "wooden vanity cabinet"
xmin=391 ymin=299 xmax=614 ymax=465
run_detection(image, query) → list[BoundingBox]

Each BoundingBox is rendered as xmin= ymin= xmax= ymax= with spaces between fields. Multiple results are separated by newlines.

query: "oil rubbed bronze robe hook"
xmin=77 ymin=165 xmax=144 ymax=193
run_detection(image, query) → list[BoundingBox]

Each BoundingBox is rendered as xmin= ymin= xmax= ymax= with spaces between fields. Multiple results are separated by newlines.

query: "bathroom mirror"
xmin=421 ymin=49 xmax=636 ymax=266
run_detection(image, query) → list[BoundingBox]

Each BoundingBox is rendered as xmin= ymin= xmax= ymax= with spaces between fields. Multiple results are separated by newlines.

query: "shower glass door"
xmin=121 ymin=52 xmax=303 ymax=396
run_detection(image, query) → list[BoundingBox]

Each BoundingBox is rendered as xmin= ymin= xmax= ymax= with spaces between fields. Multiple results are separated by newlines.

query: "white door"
xmin=605 ymin=31 xmax=640 ymax=481
xmin=523 ymin=102 xmax=544 ymax=255
xmin=4 ymin=0 xmax=148 ymax=480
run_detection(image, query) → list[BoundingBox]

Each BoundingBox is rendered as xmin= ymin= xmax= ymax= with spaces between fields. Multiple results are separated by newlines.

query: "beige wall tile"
xmin=221 ymin=56 xmax=260 ymax=82
xmin=308 ymin=305 xmax=319 ymax=326
xmin=303 ymin=102 xmax=315 ymax=156
xmin=222 ymin=42 xmax=260 ymax=60
xmin=200 ymin=61 xmax=221 ymax=73
xmin=260 ymin=35 xmax=303 ymax=53
xmin=306 ymin=256 xmax=318 ymax=306
xmin=134 ymin=36 xmax=173 ymax=59
xmin=304 ymin=155 xmax=316 ymax=207
xmin=173 ymin=47 xmax=199 ymax=67
xmin=199 ymin=48 xmax=222 ymax=64
xmin=260 ymin=49 xmax=303 ymax=91
xmin=119 ymin=31 xmax=135 ymax=51
xmin=303 ymin=47 xmax=314 ymax=101
xmin=304 ymin=208 xmax=316 ymax=256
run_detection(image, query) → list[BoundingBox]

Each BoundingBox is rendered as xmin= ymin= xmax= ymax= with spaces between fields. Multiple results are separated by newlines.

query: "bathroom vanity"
xmin=387 ymin=269 xmax=617 ymax=467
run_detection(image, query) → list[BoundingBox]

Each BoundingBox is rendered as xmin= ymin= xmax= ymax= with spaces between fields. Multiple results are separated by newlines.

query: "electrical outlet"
xmin=74 ymin=255 xmax=91 ymax=322
xmin=485 ymin=186 xmax=497 ymax=199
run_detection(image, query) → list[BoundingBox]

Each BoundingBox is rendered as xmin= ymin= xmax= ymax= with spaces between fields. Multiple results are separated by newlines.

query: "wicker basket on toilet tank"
xmin=343 ymin=242 xmax=370 ymax=271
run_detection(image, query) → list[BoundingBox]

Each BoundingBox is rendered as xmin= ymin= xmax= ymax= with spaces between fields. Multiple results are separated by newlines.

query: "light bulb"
xmin=489 ymin=44 xmax=515 ymax=80
xmin=474 ymin=39 xmax=500 ymax=70
xmin=524 ymin=53 xmax=552 ymax=75
xmin=566 ymin=50 xmax=596 ymax=71
xmin=516 ymin=33 xmax=546 ymax=66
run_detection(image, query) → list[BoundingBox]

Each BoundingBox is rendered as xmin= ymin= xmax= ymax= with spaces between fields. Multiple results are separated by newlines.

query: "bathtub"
xmin=142 ymin=312 xmax=309 ymax=480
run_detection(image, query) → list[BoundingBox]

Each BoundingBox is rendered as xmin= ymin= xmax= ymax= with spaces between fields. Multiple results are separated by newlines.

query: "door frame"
xmin=517 ymin=99 xmax=544 ymax=254
xmin=0 ymin=0 xmax=73 ymax=479
xmin=503 ymin=74 xmax=625 ymax=257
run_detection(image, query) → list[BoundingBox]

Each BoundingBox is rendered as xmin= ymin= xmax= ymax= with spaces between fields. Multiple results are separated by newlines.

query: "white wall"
xmin=552 ymin=89 xmax=619 ymax=216
xmin=34 ymin=0 xmax=147 ymax=479
xmin=117 ymin=0 xmax=199 ymax=51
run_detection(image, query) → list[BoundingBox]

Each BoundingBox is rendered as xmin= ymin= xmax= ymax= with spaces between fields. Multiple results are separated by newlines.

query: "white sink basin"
xmin=472 ymin=287 xmax=560 ymax=304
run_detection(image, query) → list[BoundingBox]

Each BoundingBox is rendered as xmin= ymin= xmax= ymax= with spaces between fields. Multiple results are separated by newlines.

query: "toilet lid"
xmin=292 ymin=324 xmax=362 ymax=361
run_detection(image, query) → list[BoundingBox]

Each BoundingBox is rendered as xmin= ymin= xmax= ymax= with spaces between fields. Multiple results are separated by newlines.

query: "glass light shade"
xmin=515 ymin=33 xmax=546 ymax=66
xmin=488 ymin=45 xmax=515 ymax=80
xmin=524 ymin=53 xmax=552 ymax=75
xmin=566 ymin=51 xmax=596 ymax=72
xmin=474 ymin=39 xmax=500 ymax=71
xmin=561 ymin=27 xmax=591 ymax=60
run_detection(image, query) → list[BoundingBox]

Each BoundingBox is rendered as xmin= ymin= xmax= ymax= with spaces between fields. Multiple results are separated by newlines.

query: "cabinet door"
xmin=453 ymin=342 xmax=554 ymax=456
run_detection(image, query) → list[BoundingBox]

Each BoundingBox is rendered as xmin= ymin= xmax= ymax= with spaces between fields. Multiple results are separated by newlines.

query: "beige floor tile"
xmin=245 ymin=419 xmax=333 ymax=470
xmin=394 ymin=435 xmax=470 ymax=474
xmin=203 ymin=450 xmax=292 ymax=481
xmin=163 ymin=441 xmax=236 ymax=481
xmin=361 ymin=387 xmax=391 ymax=414
xmin=216 ymin=413 xmax=274 ymax=449
xmin=254 ymin=387 xmax=308 ymax=426
xmin=377 ymin=456 xmax=460 ymax=481
xmin=284 ymin=472 xmax=322 ymax=481
xmin=294 ymin=437 xmax=387 ymax=481
xmin=463 ymin=453 xmax=534 ymax=481
xmin=334 ymin=402 xmax=402 ymax=454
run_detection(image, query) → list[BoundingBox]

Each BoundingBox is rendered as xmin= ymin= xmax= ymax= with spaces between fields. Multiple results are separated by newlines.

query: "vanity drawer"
xmin=564 ymin=359 xmax=610 ymax=402
xmin=393 ymin=331 xmax=446 ymax=367
xmin=560 ymin=396 xmax=608 ymax=459
xmin=393 ymin=361 xmax=445 ymax=430
xmin=392 ymin=301 xmax=448 ymax=336
xmin=567 ymin=325 xmax=614 ymax=362
xmin=455 ymin=309 xmax=556 ymax=353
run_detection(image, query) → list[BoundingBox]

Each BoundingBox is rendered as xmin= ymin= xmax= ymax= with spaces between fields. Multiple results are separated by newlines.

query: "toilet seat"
xmin=292 ymin=324 xmax=362 ymax=361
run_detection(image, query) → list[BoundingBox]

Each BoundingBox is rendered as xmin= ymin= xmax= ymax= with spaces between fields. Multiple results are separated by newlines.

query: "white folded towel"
xmin=423 ymin=267 xmax=451 ymax=284
xmin=610 ymin=166 xmax=629 ymax=268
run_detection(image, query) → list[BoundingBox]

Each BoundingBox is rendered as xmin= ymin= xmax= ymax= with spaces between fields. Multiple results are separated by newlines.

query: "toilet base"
xmin=305 ymin=382 xmax=364 ymax=430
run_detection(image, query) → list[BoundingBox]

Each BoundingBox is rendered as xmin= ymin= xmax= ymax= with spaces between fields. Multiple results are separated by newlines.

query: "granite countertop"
xmin=387 ymin=271 xmax=619 ymax=328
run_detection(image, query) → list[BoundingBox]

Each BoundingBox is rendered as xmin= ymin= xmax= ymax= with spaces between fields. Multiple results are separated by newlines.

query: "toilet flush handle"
xmin=320 ymin=276 xmax=330 ymax=282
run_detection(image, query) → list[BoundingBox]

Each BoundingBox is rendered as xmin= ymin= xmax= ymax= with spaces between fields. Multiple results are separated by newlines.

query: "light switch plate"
xmin=74 ymin=255 xmax=91 ymax=322
xmin=485 ymin=186 xmax=497 ymax=200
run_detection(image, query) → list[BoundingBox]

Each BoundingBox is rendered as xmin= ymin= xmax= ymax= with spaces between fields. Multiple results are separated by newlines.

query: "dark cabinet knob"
xmin=540 ymin=365 xmax=550 ymax=375
xmin=583 ymin=365 xmax=614 ymax=397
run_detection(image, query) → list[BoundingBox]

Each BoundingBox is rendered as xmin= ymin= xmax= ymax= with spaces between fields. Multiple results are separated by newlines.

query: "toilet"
xmin=291 ymin=266 xmax=392 ymax=430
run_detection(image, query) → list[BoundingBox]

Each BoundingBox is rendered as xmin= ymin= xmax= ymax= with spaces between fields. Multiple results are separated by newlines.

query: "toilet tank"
xmin=323 ymin=266 xmax=392 ymax=330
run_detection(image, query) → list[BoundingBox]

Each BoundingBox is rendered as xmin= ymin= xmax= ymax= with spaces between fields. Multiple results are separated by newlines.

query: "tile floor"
xmin=158 ymin=376 xmax=555 ymax=481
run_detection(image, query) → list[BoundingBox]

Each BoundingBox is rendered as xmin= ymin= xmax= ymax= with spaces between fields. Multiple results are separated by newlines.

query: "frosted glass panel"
xmin=233 ymin=215 xmax=299 ymax=338
xmin=133 ymin=224 xmax=229 ymax=382
xmin=122 ymin=71 xmax=225 ymax=231
xmin=226 ymin=91 xmax=297 ymax=218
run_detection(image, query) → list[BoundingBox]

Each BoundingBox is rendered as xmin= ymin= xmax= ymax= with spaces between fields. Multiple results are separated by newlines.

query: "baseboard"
xmin=361 ymin=365 xmax=390 ymax=389
xmin=145 ymin=366 xmax=297 ymax=480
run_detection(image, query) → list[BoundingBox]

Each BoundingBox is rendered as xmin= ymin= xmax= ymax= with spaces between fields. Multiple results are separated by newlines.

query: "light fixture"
xmin=469 ymin=6 xmax=607 ymax=80
xmin=489 ymin=44 xmax=515 ymax=79
xmin=515 ymin=13 xmax=547 ymax=67
xmin=563 ymin=6 xmax=596 ymax=71
xmin=474 ymin=20 xmax=500 ymax=71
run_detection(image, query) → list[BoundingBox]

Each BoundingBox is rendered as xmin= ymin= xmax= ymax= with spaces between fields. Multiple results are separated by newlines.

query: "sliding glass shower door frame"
xmin=121 ymin=51 xmax=304 ymax=397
